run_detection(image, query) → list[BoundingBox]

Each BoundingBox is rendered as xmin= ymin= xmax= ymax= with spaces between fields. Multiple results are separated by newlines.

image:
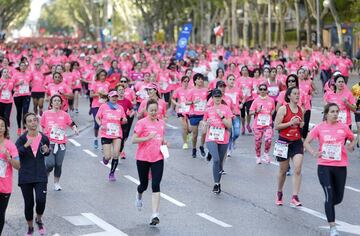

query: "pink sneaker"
xmin=264 ymin=153 xmax=271 ymax=164
xmin=256 ymin=157 xmax=261 ymax=164
xmin=246 ymin=124 xmax=252 ymax=133
xmin=120 ymin=151 xmax=126 ymax=159
xmin=290 ymin=195 xmax=302 ymax=207
xmin=241 ymin=126 xmax=245 ymax=135
xmin=35 ymin=219 xmax=46 ymax=235
xmin=109 ymin=173 xmax=116 ymax=182
xmin=276 ymin=192 xmax=283 ymax=206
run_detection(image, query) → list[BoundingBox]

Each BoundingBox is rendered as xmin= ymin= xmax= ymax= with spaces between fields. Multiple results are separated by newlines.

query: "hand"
xmin=41 ymin=144 xmax=49 ymax=154
xmin=290 ymin=117 xmax=300 ymax=126
xmin=73 ymin=126 xmax=80 ymax=135
xmin=163 ymin=140 xmax=169 ymax=147
xmin=147 ymin=132 xmax=156 ymax=140
xmin=24 ymin=138 xmax=33 ymax=148
xmin=239 ymin=103 xmax=244 ymax=109
xmin=347 ymin=143 xmax=355 ymax=153
xmin=311 ymin=150 xmax=320 ymax=158
xmin=19 ymin=80 xmax=24 ymax=85
xmin=0 ymin=146 xmax=10 ymax=161
xmin=342 ymin=97 xmax=348 ymax=103
xmin=256 ymin=105 xmax=263 ymax=113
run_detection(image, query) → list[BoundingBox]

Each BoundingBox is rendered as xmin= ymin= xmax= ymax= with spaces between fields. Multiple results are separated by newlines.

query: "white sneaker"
xmin=227 ymin=149 xmax=232 ymax=157
xmin=135 ymin=193 xmax=143 ymax=211
xmin=330 ymin=226 xmax=339 ymax=236
xmin=54 ymin=183 xmax=62 ymax=191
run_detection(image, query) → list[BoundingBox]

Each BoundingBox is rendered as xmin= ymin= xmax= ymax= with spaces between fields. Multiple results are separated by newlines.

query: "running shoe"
xmin=290 ymin=195 xmax=302 ymax=207
xmin=256 ymin=157 xmax=262 ymax=164
xmin=25 ymin=227 xmax=34 ymax=236
xmin=241 ymin=126 xmax=245 ymax=135
xmin=192 ymin=148 xmax=197 ymax=158
xmin=220 ymin=170 xmax=227 ymax=175
xmin=286 ymin=166 xmax=292 ymax=176
xmin=54 ymin=183 xmax=62 ymax=191
xmin=149 ymin=216 xmax=160 ymax=226
xmin=212 ymin=183 xmax=221 ymax=194
xmin=120 ymin=151 xmax=126 ymax=159
xmin=199 ymin=146 xmax=206 ymax=157
xmin=109 ymin=173 xmax=116 ymax=182
xmin=206 ymin=152 xmax=212 ymax=161
xmin=246 ymin=124 xmax=252 ymax=133
xmin=75 ymin=109 xmax=79 ymax=114
xmin=264 ymin=153 xmax=271 ymax=164
xmin=93 ymin=139 xmax=99 ymax=149
xmin=182 ymin=143 xmax=189 ymax=150
xmin=330 ymin=226 xmax=339 ymax=236
xmin=135 ymin=193 xmax=143 ymax=211
xmin=227 ymin=149 xmax=232 ymax=157
xmin=35 ymin=219 xmax=46 ymax=235
xmin=275 ymin=191 xmax=283 ymax=206
xmin=17 ymin=128 xmax=22 ymax=136
xmin=102 ymin=157 xmax=109 ymax=165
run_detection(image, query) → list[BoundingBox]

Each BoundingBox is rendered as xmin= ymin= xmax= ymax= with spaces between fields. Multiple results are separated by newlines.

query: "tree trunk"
xmin=267 ymin=1 xmax=272 ymax=47
xmin=200 ymin=0 xmax=204 ymax=44
xmin=279 ymin=2 xmax=285 ymax=46
xmin=243 ymin=0 xmax=249 ymax=48
xmin=251 ymin=11 xmax=257 ymax=47
xmin=258 ymin=5 xmax=264 ymax=48
xmin=295 ymin=0 xmax=301 ymax=46
xmin=328 ymin=0 xmax=343 ymax=49
xmin=306 ymin=16 xmax=311 ymax=46
xmin=231 ymin=0 xmax=237 ymax=46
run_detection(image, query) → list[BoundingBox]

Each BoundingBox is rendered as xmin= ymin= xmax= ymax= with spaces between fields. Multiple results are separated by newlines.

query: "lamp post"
xmin=316 ymin=0 xmax=321 ymax=47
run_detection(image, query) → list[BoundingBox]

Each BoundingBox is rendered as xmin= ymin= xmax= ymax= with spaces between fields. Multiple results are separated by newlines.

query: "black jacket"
xmin=15 ymin=132 xmax=50 ymax=185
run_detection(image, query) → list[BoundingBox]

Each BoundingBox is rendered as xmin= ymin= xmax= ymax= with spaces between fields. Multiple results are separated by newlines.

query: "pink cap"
xmin=146 ymin=83 xmax=158 ymax=90
xmin=108 ymin=91 xmax=118 ymax=97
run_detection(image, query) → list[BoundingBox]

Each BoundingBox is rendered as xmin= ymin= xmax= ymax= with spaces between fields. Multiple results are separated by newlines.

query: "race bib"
xmin=208 ymin=126 xmax=225 ymax=142
xmin=257 ymin=114 xmax=271 ymax=126
xmin=161 ymin=82 xmax=168 ymax=90
xmin=338 ymin=111 xmax=347 ymax=124
xmin=0 ymin=159 xmax=7 ymax=178
xmin=268 ymin=86 xmax=279 ymax=96
xmin=227 ymin=93 xmax=237 ymax=104
xmin=321 ymin=143 xmax=341 ymax=161
xmin=50 ymin=127 xmax=65 ymax=141
xmin=273 ymin=140 xmax=288 ymax=159
xmin=19 ymin=84 xmax=29 ymax=94
xmin=194 ymin=101 xmax=206 ymax=112
xmin=1 ymin=90 xmax=11 ymax=100
xmin=242 ymin=87 xmax=250 ymax=97
xmin=106 ymin=123 xmax=120 ymax=136
xmin=137 ymin=90 xmax=148 ymax=99
xmin=179 ymin=103 xmax=190 ymax=113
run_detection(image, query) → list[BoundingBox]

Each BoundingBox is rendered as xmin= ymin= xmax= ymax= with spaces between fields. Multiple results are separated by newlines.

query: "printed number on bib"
xmin=106 ymin=123 xmax=120 ymax=136
xmin=179 ymin=103 xmax=190 ymax=113
xmin=50 ymin=127 xmax=65 ymax=141
xmin=257 ymin=114 xmax=270 ymax=126
xmin=227 ymin=93 xmax=237 ymax=104
xmin=242 ymin=88 xmax=250 ymax=97
xmin=273 ymin=141 xmax=288 ymax=159
xmin=1 ymin=90 xmax=11 ymax=100
xmin=0 ymin=159 xmax=7 ymax=178
xmin=19 ymin=85 xmax=29 ymax=94
xmin=337 ymin=111 xmax=347 ymax=124
xmin=161 ymin=82 xmax=168 ymax=90
xmin=208 ymin=126 xmax=225 ymax=142
xmin=321 ymin=143 xmax=341 ymax=161
xmin=194 ymin=101 xmax=206 ymax=112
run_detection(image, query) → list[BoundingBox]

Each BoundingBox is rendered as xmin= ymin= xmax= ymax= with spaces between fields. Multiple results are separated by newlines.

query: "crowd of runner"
xmin=0 ymin=41 xmax=359 ymax=236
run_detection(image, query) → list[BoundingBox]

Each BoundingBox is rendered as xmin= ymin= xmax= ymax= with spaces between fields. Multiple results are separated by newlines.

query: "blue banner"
xmin=175 ymin=23 xmax=192 ymax=61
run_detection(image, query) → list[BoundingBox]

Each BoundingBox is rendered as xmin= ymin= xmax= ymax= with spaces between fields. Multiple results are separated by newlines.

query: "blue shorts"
xmin=189 ymin=115 xmax=204 ymax=126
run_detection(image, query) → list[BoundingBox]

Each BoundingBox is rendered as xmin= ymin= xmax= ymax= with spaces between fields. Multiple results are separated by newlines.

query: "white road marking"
xmin=298 ymin=206 xmax=360 ymax=235
xmin=345 ymin=185 xmax=360 ymax=193
xmin=124 ymin=175 xmax=186 ymax=207
xmin=69 ymin=138 xmax=81 ymax=147
xmin=166 ymin=123 xmax=179 ymax=129
xmin=63 ymin=215 xmax=95 ymax=226
xmin=81 ymin=213 xmax=128 ymax=236
xmin=53 ymin=234 xmax=61 ymax=236
xmin=83 ymin=149 xmax=98 ymax=157
xmin=196 ymin=213 xmax=232 ymax=228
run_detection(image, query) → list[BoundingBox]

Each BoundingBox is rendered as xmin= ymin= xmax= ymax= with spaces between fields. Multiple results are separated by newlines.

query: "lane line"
xmin=124 ymin=175 xmax=186 ymax=207
xmin=69 ymin=138 xmax=81 ymax=147
xmin=83 ymin=149 xmax=98 ymax=157
xmin=196 ymin=213 xmax=232 ymax=228
xmin=166 ymin=123 xmax=179 ymax=129
xmin=298 ymin=206 xmax=353 ymax=227
xmin=345 ymin=186 xmax=360 ymax=193
xmin=81 ymin=213 xmax=128 ymax=236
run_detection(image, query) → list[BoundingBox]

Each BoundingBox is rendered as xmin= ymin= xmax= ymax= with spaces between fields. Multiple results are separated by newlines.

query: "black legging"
xmin=120 ymin=116 xmax=134 ymax=152
xmin=302 ymin=110 xmax=311 ymax=139
xmin=20 ymin=182 xmax=47 ymax=221
xmin=14 ymin=96 xmax=31 ymax=129
xmin=0 ymin=193 xmax=11 ymax=234
xmin=317 ymin=165 xmax=347 ymax=223
xmin=0 ymin=103 xmax=12 ymax=127
xmin=136 ymin=160 xmax=164 ymax=193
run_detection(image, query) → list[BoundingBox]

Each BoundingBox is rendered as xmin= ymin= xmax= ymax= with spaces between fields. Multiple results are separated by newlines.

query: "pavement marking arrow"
xmin=80 ymin=213 xmax=128 ymax=236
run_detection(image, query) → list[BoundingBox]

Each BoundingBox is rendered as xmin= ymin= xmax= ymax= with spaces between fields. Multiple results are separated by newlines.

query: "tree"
xmin=0 ymin=0 xmax=30 ymax=31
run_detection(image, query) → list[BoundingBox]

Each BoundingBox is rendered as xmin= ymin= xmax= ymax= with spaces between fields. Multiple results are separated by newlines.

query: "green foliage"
xmin=0 ymin=0 xmax=31 ymax=30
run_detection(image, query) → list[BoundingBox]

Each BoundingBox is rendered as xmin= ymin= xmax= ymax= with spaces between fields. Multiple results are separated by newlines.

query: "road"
xmin=2 ymin=76 xmax=360 ymax=236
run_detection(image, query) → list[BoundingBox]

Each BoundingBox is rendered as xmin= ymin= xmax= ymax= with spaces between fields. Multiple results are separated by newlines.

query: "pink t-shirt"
xmin=47 ymin=82 xmax=72 ymax=111
xmin=308 ymin=122 xmax=354 ymax=167
xmin=134 ymin=117 xmax=165 ymax=162
xmin=203 ymin=104 xmax=233 ymax=144
xmin=96 ymin=103 xmax=126 ymax=139
xmin=31 ymin=70 xmax=46 ymax=92
xmin=124 ymin=87 xmax=136 ymax=103
xmin=90 ymin=81 xmax=111 ymax=108
xmin=225 ymin=86 xmax=243 ymax=115
xmin=276 ymin=90 xmax=306 ymax=108
xmin=172 ymin=87 xmax=190 ymax=114
xmin=0 ymin=139 xmax=19 ymax=193
xmin=238 ymin=77 xmax=254 ymax=102
xmin=72 ymin=70 xmax=82 ymax=89
xmin=324 ymin=89 xmax=356 ymax=125
xmin=40 ymin=110 xmax=72 ymax=144
xmin=0 ymin=78 xmax=15 ymax=103
xmin=250 ymin=96 xmax=275 ymax=128
xmin=13 ymin=71 xmax=33 ymax=97
xmin=138 ymin=99 xmax=167 ymax=119
xmin=187 ymin=87 xmax=208 ymax=115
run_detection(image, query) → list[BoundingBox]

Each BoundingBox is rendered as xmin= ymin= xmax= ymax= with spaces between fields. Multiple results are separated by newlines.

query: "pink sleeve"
xmin=138 ymin=101 xmax=146 ymax=114
xmin=65 ymin=113 xmax=73 ymax=126
xmin=348 ymin=93 xmax=356 ymax=105
xmin=40 ymin=114 xmax=46 ymax=129
xmin=172 ymin=89 xmax=179 ymax=99
xmin=96 ymin=105 xmax=104 ymax=119
xmin=345 ymin=125 xmax=354 ymax=141
xmin=134 ymin=120 xmax=144 ymax=135
xmin=203 ymin=110 xmax=209 ymax=121
xmin=8 ymin=142 xmax=19 ymax=158
xmin=308 ymin=125 xmax=319 ymax=140
xmin=225 ymin=107 xmax=233 ymax=118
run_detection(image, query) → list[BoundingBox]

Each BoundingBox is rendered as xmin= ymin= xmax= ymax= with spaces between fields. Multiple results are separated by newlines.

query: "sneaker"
xmin=275 ymin=192 xmax=283 ymax=206
xmin=220 ymin=170 xmax=227 ymax=175
xmin=17 ymin=128 xmax=22 ymax=136
xmin=120 ymin=151 xmax=126 ymax=159
xmin=256 ymin=157 xmax=262 ymax=164
xmin=330 ymin=226 xmax=339 ymax=236
xmin=25 ymin=227 xmax=34 ymax=236
xmin=182 ymin=143 xmax=189 ymax=150
xmin=149 ymin=216 xmax=160 ymax=226
xmin=227 ymin=149 xmax=232 ymax=157
xmin=246 ymin=124 xmax=252 ymax=133
xmin=103 ymin=157 xmax=109 ymax=165
xmin=75 ymin=109 xmax=79 ymax=114
xmin=241 ymin=126 xmax=245 ymax=135
xmin=286 ymin=167 xmax=292 ymax=176
xmin=192 ymin=148 xmax=196 ymax=158
xmin=264 ymin=153 xmax=271 ymax=164
xmin=54 ymin=183 xmax=62 ymax=191
xmin=35 ymin=219 xmax=46 ymax=235
xmin=135 ymin=193 xmax=143 ymax=211
xmin=206 ymin=152 xmax=212 ymax=161
xmin=93 ymin=139 xmax=99 ymax=149
xmin=109 ymin=173 xmax=116 ymax=182
xmin=199 ymin=146 xmax=206 ymax=157
xmin=290 ymin=195 xmax=302 ymax=207
xmin=212 ymin=183 xmax=221 ymax=194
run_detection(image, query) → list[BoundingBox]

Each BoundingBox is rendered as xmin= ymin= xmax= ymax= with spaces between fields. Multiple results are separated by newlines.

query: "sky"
xmin=18 ymin=0 xmax=49 ymax=37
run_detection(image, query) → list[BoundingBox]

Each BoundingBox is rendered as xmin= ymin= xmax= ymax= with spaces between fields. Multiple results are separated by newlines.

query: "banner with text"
xmin=175 ymin=23 xmax=192 ymax=61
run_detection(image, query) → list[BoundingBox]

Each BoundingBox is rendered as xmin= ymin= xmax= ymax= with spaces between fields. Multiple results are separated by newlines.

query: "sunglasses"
xmin=214 ymin=95 xmax=222 ymax=98
xmin=259 ymin=88 xmax=267 ymax=91
xmin=288 ymin=79 xmax=296 ymax=82
xmin=120 ymin=80 xmax=127 ymax=83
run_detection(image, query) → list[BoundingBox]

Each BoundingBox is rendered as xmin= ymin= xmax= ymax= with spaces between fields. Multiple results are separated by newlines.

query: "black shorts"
xmin=355 ymin=113 xmax=360 ymax=122
xmin=163 ymin=92 xmax=171 ymax=103
xmin=276 ymin=136 xmax=304 ymax=162
xmin=101 ymin=137 xmax=120 ymax=145
xmin=177 ymin=113 xmax=189 ymax=118
xmin=31 ymin=92 xmax=45 ymax=99
xmin=73 ymin=88 xmax=81 ymax=93
xmin=240 ymin=100 xmax=253 ymax=118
